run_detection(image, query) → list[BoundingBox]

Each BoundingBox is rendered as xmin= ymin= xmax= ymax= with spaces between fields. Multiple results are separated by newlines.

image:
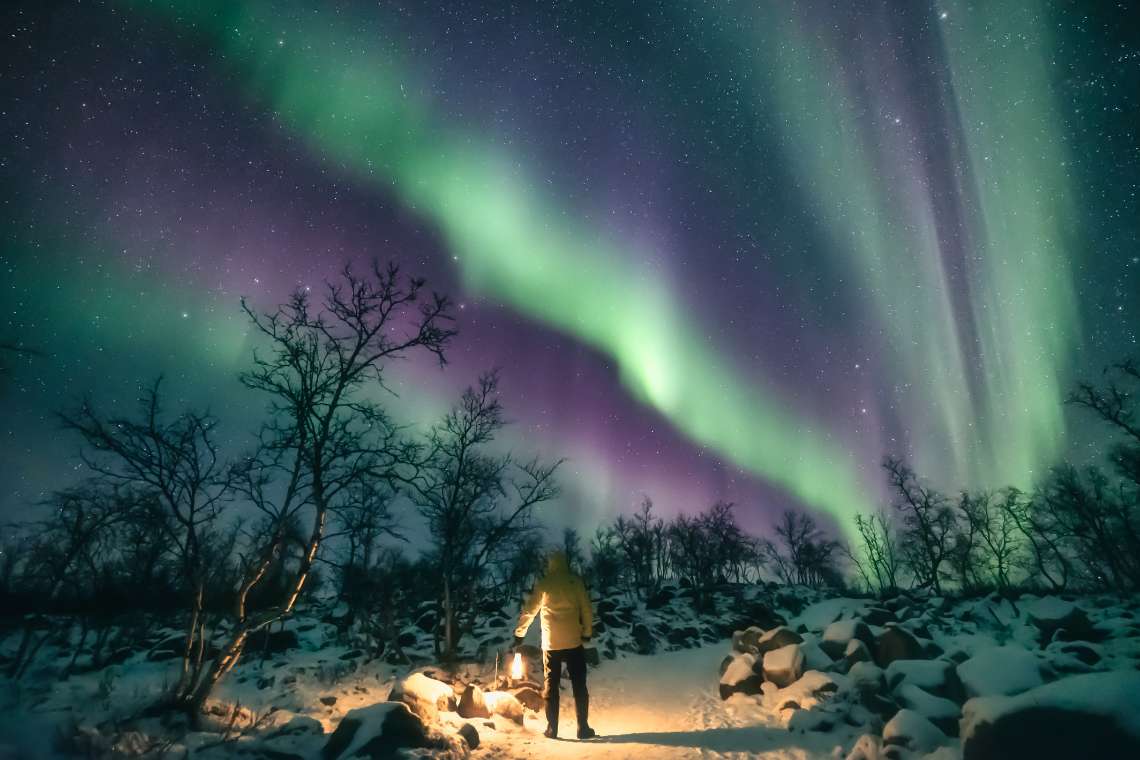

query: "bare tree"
xmin=846 ymin=510 xmax=901 ymax=595
xmin=60 ymin=380 xmax=230 ymax=706
xmin=412 ymin=370 xmax=561 ymax=659
xmin=883 ymin=457 xmax=956 ymax=594
xmin=959 ymin=489 xmax=1023 ymax=591
xmin=181 ymin=262 xmax=454 ymax=715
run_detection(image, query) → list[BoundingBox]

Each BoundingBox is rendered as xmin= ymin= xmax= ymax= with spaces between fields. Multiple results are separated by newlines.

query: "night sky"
xmin=2 ymin=0 xmax=1138 ymax=539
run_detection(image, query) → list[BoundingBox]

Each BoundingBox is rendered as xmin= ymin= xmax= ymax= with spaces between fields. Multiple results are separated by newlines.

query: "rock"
xmin=863 ymin=607 xmax=896 ymax=626
xmin=487 ymin=688 xmax=526 ymax=724
xmin=887 ymin=659 xmax=965 ymax=703
xmin=821 ymin=619 xmax=874 ymax=660
xmin=414 ymin=611 xmax=437 ymax=634
xmin=895 ymin=683 xmax=961 ymax=736
xmin=762 ymin=644 xmax=805 ymax=688
xmin=321 ymin=702 xmax=448 ymax=760
xmin=457 ymin=722 xmax=480 ymax=749
xmin=719 ymin=653 xmax=764 ymax=699
xmin=511 ymin=686 xmax=544 ymax=712
xmin=390 ymin=672 xmax=458 ymax=722
xmin=844 ymin=734 xmax=885 ymax=760
xmin=961 ymin=673 xmax=1140 ymax=760
xmin=756 ymin=626 xmax=803 ymax=656
xmin=646 ymin=588 xmax=675 ymax=610
xmin=397 ymin=630 xmax=419 ymax=648
xmin=719 ymin=655 xmax=734 ymax=677
xmin=957 ymin=646 xmax=1044 ymax=698
xmin=320 ymin=696 xmax=338 ymax=706
xmin=1026 ymin=597 xmax=1095 ymax=645
xmin=631 ymin=623 xmax=657 ymax=655
xmin=257 ymin=629 xmax=301 ymax=654
xmin=457 ymin=683 xmax=491 ymax=719
xmin=666 ymin=625 xmax=700 ymax=647
xmin=874 ymin=625 xmax=923 ymax=668
xmin=882 ymin=708 xmax=946 ymax=754
xmin=843 ymin=639 xmax=873 ymax=669
xmin=732 ymin=626 xmax=765 ymax=654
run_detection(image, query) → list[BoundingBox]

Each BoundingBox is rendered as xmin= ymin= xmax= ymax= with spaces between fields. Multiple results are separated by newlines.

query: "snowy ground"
xmin=477 ymin=644 xmax=842 ymax=760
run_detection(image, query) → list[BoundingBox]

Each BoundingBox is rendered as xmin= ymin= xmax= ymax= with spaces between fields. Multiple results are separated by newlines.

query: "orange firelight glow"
xmin=511 ymin=652 xmax=524 ymax=680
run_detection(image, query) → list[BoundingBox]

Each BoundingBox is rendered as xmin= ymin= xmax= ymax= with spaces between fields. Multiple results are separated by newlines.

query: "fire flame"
xmin=511 ymin=652 xmax=524 ymax=680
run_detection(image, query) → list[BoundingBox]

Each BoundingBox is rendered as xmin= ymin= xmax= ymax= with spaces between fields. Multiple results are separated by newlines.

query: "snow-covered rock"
xmin=457 ymin=683 xmax=490 ymax=719
xmin=390 ymin=672 xmax=458 ymax=722
xmin=957 ymin=645 xmax=1044 ymax=698
xmin=719 ymin=652 xmax=763 ymax=699
xmin=321 ymin=702 xmax=455 ymax=760
xmin=961 ymin=671 xmax=1140 ymax=760
xmin=895 ymin=683 xmax=960 ymax=735
xmin=821 ymin=619 xmax=874 ymax=659
xmin=886 ymin=659 xmax=963 ymax=702
xmin=756 ymin=626 xmax=804 ymax=655
xmin=484 ymin=691 xmax=525 ymax=724
xmin=873 ymin=624 xmax=923 ymax=667
xmin=1025 ymin=596 xmax=1095 ymax=644
xmin=763 ymin=643 xmax=805 ymax=688
xmin=882 ymin=708 xmax=946 ymax=754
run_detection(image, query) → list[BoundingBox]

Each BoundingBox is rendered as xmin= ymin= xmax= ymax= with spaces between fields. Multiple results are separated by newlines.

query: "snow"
xmin=882 ymin=708 xmax=945 ymax=753
xmin=956 ymin=645 xmax=1044 ymax=697
xmin=478 ymin=644 xmax=850 ymax=759
xmin=793 ymin=598 xmax=871 ymax=632
xmin=326 ymin=702 xmax=407 ymax=759
xmin=895 ymin=683 xmax=959 ymax=724
xmin=762 ymin=644 xmax=805 ymax=687
xmin=885 ymin=659 xmax=952 ymax=693
xmin=961 ymin=671 xmax=1140 ymax=744
xmin=1024 ymin=596 xmax=1077 ymax=623
xmin=822 ymin=620 xmax=866 ymax=646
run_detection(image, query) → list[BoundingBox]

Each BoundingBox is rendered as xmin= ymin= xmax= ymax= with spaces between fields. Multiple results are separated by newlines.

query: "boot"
xmin=575 ymin=691 xmax=594 ymax=739
xmin=544 ymin=725 xmax=558 ymax=739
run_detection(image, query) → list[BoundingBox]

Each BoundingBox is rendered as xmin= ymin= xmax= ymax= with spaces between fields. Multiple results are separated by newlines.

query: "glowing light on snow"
xmin=511 ymin=652 xmax=524 ymax=681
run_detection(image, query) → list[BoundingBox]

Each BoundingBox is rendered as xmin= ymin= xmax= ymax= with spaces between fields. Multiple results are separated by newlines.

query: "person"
xmin=513 ymin=550 xmax=596 ymax=740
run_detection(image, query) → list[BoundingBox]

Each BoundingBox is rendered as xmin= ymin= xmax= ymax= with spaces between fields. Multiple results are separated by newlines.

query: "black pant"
xmin=542 ymin=645 xmax=589 ymax=732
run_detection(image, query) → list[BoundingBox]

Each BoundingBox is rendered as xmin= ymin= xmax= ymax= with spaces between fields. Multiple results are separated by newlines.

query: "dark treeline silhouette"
xmin=2 ymin=260 xmax=1137 ymax=723
xmin=850 ymin=359 xmax=1140 ymax=597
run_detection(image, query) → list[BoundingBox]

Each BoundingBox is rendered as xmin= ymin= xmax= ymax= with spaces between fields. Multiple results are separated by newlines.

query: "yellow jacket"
xmin=515 ymin=552 xmax=594 ymax=651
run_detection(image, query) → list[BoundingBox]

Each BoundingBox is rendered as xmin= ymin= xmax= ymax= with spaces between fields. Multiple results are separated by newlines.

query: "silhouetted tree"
xmin=412 ymin=370 xmax=561 ymax=659
xmin=184 ymin=262 xmax=454 ymax=716
xmin=60 ymin=379 xmax=230 ymax=706
xmin=883 ymin=457 xmax=956 ymax=593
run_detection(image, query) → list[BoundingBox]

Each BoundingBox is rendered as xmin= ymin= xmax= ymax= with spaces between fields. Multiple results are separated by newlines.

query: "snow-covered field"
xmin=3 ymin=586 xmax=1140 ymax=759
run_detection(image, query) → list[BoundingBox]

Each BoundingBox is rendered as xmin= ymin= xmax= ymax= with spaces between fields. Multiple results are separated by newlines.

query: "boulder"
xmin=484 ymin=691 xmax=525 ymax=724
xmin=874 ymin=625 xmax=923 ymax=668
xmin=457 ymin=722 xmax=480 ymax=749
xmin=646 ymin=588 xmax=675 ymax=610
xmin=719 ymin=653 xmax=764 ymax=700
xmin=961 ymin=672 xmax=1140 ymax=760
xmin=843 ymin=639 xmax=873 ymax=669
xmin=895 ymin=683 xmax=961 ymax=736
xmin=631 ymin=623 xmax=657 ymax=655
xmin=882 ymin=708 xmax=946 ymax=754
xmin=756 ymin=626 xmax=803 ymax=656
xmin=762 ymin=644 xmax=805 ymax=688
xmin=257 ymin=628 xmax=301 ymax=654
xmin=1026 ymin=597 xmax=1096 ymax=645
xmin=666 ymin=625 xmax=700 ymax=647
xmin=511 ymin=686 xmax=544 ymax=712
xmin=887 ymin=659 xmax=965 ymax=703
xmin=821 ymin=619 xmax=874 ymax=660
xmin=457 ymin=683 xmax=490 ymax=719
xmin=863 ymin=607 xmax=896 ymax=626
xmin=957 ymin=646 xmax=1044 ymax=698
xmin=389 ymin=672 xmax=457 ymax=722
xmin=321 ymin=702 xmax=447 ymax=760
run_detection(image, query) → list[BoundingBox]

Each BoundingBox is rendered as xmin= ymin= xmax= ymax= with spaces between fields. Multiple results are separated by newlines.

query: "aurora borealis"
xmin=2 ymin=1 xmax=1137 ymax=539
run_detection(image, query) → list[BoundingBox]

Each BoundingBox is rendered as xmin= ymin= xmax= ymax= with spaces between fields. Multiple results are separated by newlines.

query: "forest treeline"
xmin=0 ymin=264 xmax=1137 ymax=722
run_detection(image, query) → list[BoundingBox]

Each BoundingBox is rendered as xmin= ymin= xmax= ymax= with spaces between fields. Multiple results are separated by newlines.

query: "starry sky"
xmin=2 ymin=0 xmax=1137 ymax=540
